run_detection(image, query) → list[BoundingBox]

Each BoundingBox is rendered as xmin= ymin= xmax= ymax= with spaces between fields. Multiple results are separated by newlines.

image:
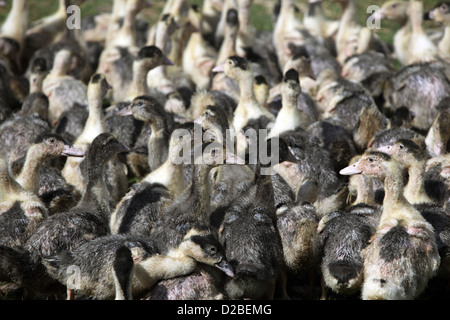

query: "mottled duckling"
xmin=42 ymin=49 xmax=88 ymax=124
xmin=340 ymin=151 xmax=440 ymax=300
xmin=276 ymin=200 xmax=320 ymax=298
xmin=0 ymin=157 xmax=47 ymax=249
xmin=116 ymin=95 xmax=172 ymax=172
xmin=425 ymin=109 xmax=450 ymax=158
xmin=378 ymin=139 xmax=450 ymax=280
xmin=212 ymin=56 xmax=275 ymax=133
xmin=319 ymin=166 xmax=380 ymax=299
xmin=25 ymin=133 xmax=129 ymax=270
xmin=42 ymin=233 xmax=158 ymax=300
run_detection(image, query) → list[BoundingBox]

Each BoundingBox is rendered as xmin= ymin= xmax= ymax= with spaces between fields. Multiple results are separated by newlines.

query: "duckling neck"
xmin=189 ymin=164 xmax=214 ymax=219
xmin=80 ymin=163 xmax=111 ymax=215
xmin=16 ymin=145 xmax=45 ymax=194
xmin=82 ymin=93 xmax=107 ymax=139
xmin=1 ymin=0 xmax=28 ymax=45
xmin=379 ymin=164 xmax=425 ymax=226
xmin=130 ymin=62 xmax=151 ymax=98
xmin=340 ymin=0 xmax=357 ymax=27
xmin=0 ymin=168 xmax=23 ymax=202
xmin=439 ymin=23 xmax=450 ymax=55
xmin=235 ymin=72 xmax=262 ymax=117
xmin=354 ymin=175 xmax=375 ymax=205
xmin=147 ymin=121 xmax=169 ymax=170
xmin=404 ymin=160 xmax=434 ymax=204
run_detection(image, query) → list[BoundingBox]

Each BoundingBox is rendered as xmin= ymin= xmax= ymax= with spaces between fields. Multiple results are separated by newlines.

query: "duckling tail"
xmin=328 ymin=260 xmax=362 ymax=286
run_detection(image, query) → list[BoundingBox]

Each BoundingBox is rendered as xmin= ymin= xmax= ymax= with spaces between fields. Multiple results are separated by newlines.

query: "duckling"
xmin=330 ymin=0 xmax=374 ymax=65
xmin=42 ymin=49 xmax=88 ymax=124
xmin=383 ymin=62 xmax=450 ymax=132
xmin=22 ymin=0 xmax=69 ymax=66
xmin=277 ymin=130 xmax=348 ymax=217
xmin=0 ymin=157 xmax=47 ymax=249
xmin=276 ymin=200 xmax=320 ymax=298
xmin=218 ymin=175 xmax=286 ymax=300
xmin=373 ymin=0 xmax=411 ymax=65
xmin=341 ymin=51 xmax=394 ymax=99
xmin=61 ymin=74 xmax=113 ymax=199
xmin=42 ymin=233 xmax=158 ymax=300
xmin=213 ymin=56 xmax=275 ymax=134
xmin=306 ymin=118 xmax=357 ymax=173
xmin=116 ymin=95 xmax=172 ymax=172
xmin=273 ymin=0 xmax=309 ymax=71
xmin=378 ymin=139 xmax=450 ymax=279
xmin=109 ymin=133 xmax=185 ymax=236
xmin=121 ymin=45 xmax=173 ymax=104
xmin=318 ymin=165 xmax=380 ymax=299
xmin=424 ymin=2 xmax=450 ymax=63
xmin=303 ymin=0 xmax=340 ymax=39
xmin=133 ymin=226 xmax=234 ymax=300
xmin=425 ymin=106 xmax=450 ymax=159
xmin=340 ymin=151 xmax=440 ymax=300
xmin=269 ymin=69 xmax=311 ymax=139
xmin=0 ymin=0 xmax=28 ymax=74
xmin=145 ymin=264 xmax=227 ymax=300
xmin=216 ymin=138 xmax=300 ymax=300
xmin=20 ymin=58 xmax=49 ymax=121
xmin=24 ymin=133 xmax=129 ymax=278
xmin=9 ymin=134 xmax=83 ymax=215
xmin=182 ymin=5 xmax=218 ymax=90
xmin=0 ymin=113 xmax=51 ymax=166
xmin=406 ymin=0 xmax=439 ymax=65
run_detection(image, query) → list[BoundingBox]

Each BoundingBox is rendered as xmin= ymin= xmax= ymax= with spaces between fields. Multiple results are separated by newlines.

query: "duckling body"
xmin=0 ymin=157 xmax=47 ymax=249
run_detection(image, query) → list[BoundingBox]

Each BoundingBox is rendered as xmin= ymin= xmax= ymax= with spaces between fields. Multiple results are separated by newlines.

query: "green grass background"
xmin=0 ymin=0 xmax=443 ymax=46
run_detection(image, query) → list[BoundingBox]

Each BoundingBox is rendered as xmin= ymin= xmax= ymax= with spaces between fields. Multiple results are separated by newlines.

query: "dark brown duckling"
xmin=116 ymin=95 xmax=173 ymax=173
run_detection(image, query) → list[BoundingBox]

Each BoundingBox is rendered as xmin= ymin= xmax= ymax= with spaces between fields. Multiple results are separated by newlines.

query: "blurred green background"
xmin=0 ymin=0 xmax=442 ymax=51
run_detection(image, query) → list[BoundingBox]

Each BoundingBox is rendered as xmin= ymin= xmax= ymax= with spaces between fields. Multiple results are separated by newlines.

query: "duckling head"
xmin=87 ymin=133 xmax=130 ymax=169
xmin=424 ymin=2 xmax=450 ymax=23
xmin=135 ymin=45 xmax=173 ymax=71
xmin=116 ymin=95 xmax=166 ymax=124
xmin=212 ymin=56 xmax=250 ymax=82
xmin=179 ymin=228 xmax=234 ymax=277
xmin=33 ymin=133 xmax=85 ymax=159
xmin=377 ymin=139 xmax=427 ymax=168
xmin=89 ymin=73 xmax=112 ymax=100
xmin=373 ymin=1 xmax=409 ymax=22
xmin=340 ymin=151 xmax=395 ymax=181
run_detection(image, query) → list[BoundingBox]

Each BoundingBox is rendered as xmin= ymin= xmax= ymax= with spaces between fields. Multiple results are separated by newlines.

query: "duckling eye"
xmin=368 ymin=158 xmax=374 ymax=162
xmin=48 ymin=138 xmax=55 ymax=144
xmin=399 ymin=145 xmax=404 ymax=149
xmin=208 ymin=246 xmax=217 ymax=254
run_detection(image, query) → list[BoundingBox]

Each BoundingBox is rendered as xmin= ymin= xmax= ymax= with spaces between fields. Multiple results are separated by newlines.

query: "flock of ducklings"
xmin=0 ymin=0 xmax=449 ymax=300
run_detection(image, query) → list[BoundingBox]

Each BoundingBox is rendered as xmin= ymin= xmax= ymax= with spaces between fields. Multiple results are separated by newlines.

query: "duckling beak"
xmin=62 ymin=145 xmax=85 ymax=157
xmin=282 ymin=146 xmax=298 ymax=164
xmin=339 ymin=162 xmax=362 ymax=175
xmin=225 ymin=152 xmax=246 ymax=165
xmin=212 ymin=63 xmax=225 ymax=73
xmin=215 ymin=258 xmax=234 ymax=277
xmin=118 ymin=143 xmax=131 ymax=154
xmin=116 ymin=104 xmax=133 ymax=116
xmin=162 ymin=56 xmax=174 ymax=66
